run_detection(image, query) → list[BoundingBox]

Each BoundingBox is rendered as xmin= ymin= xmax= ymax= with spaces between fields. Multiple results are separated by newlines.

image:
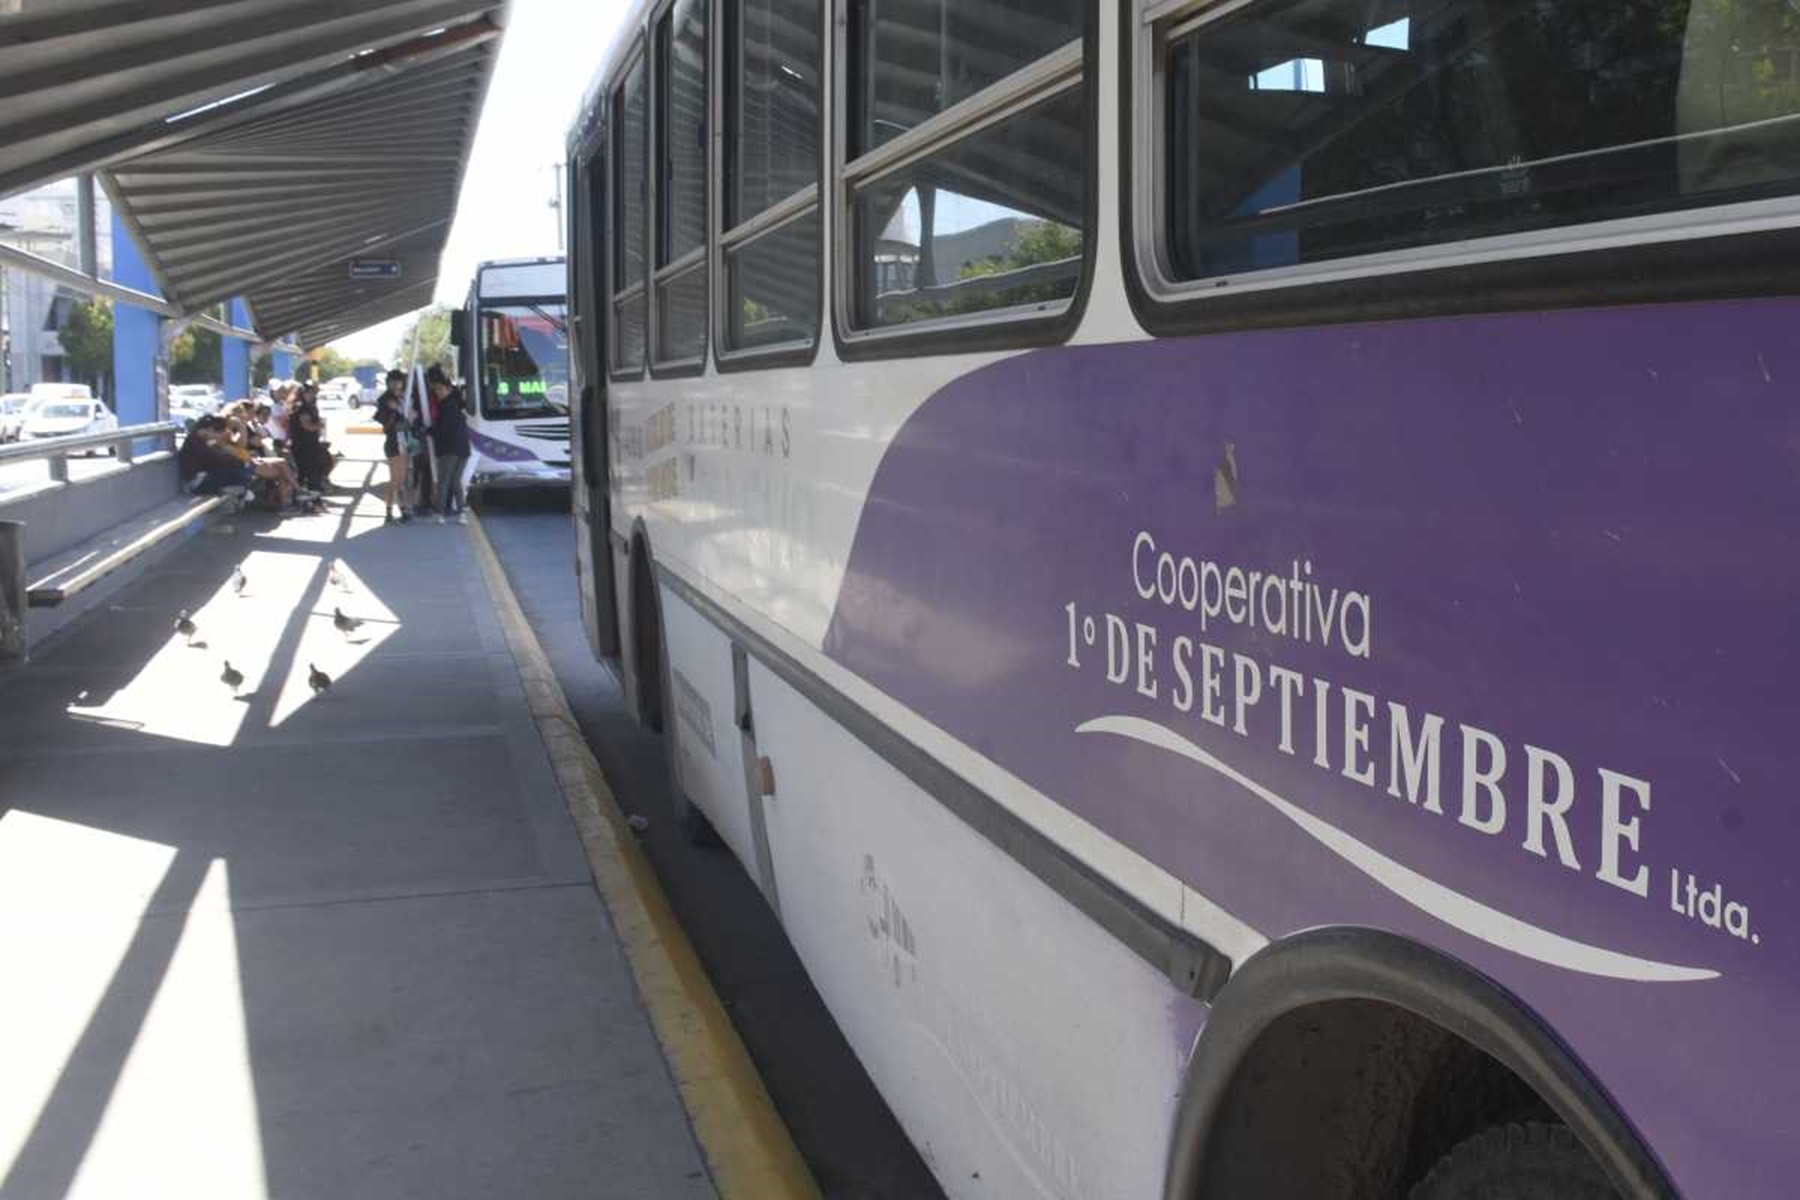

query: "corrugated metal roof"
xmin=0 ymin=0 xmax=509 ymax=346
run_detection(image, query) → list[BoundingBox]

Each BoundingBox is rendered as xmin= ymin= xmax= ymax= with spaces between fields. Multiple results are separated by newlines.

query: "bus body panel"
xmin=746 ymin=654 xmax=1203 ymax=1200
xmin=601 ymin=294 xmax=1799 ymax=1197
xmin=818 ymin=298 xmax=1800 ymax=1197
xmin=662 ymin=584 xmax=764 ymax=867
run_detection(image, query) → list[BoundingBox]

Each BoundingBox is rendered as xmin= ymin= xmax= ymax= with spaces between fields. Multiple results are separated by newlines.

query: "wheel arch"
xmin=1164 ymin=926 xmax=1676 ymax=1199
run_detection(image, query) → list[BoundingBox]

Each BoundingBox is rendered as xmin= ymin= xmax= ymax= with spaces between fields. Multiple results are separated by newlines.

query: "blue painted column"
xmin=271 ymin=349 xmax=295 ymax=381
xmin=110 ymin=211 xmax=162 ymax=429
xmin=220 ymin=299 xmax=251 ymax=400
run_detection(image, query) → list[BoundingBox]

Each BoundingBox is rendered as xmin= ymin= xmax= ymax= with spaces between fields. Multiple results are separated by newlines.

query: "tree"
xmin=392 ymin=306 xmax=456 ymax=376
xmin=252 ymin=350 xmax=273 ymax=388
xmin=956 ymin=219 xmax=1082 ymax=280
xmin=60 ymin=298 xmax=114 ymax=397
xmin=312 ymin=347 xmax=357 ymax=381
xmin=169 ymin=325 xmax=222 ymax=385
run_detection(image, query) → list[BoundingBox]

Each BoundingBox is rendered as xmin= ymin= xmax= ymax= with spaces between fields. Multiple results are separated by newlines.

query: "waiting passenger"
xmin=290 ymin=385 xmax=329 ymax=492
xmin=177 ymin=416 xmax=253 ymax=496
xmin=427 ymin=365 xmax=471 ymax=524
xmin=373 ymin=370 xmax=412 ymax=524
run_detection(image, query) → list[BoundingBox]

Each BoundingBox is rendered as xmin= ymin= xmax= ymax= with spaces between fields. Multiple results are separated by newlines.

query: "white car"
xmin=320 ymin=377 xmax=362 ymax=409
xmin=169 ymin=384 xmax=222 ymax=415
xmin=168 ymin=394 xmax=210 ymax=431
xmin=0 ymin=393 xmax=32 ymax=443
xmin=22 ymin=398 xmax=121 ymax=454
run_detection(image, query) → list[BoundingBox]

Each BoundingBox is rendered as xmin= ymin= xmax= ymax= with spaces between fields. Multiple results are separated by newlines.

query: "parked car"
xmin=0 ymin=393 xmax=32 ymax=443
xmin=168 ymin=393 xmax=210 ymax=431
xmin=169 ymin=383 xmax=222 ymax=415
xmin=21 ymin=398 xmax=121 ymax=455
xmin=321 ymin=376 xmax=363 ymax=409
xmin=27 ymin=382 xmax=95 ymax=406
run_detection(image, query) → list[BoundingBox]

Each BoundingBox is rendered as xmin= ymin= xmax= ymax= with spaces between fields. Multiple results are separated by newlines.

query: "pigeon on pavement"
xmin=220 ymin=660 xmax=244 ymax=695
xmin=328 ymin=561 xmax=347 ymax=591
xmin=332 ymin=607 xmax=362 ymax=637
xmin=308 ymin=664 xmax=332 ymax=695
xmin=175 ymin=610 xmax=197 ymax=644
xmin=231 ymin=565 xmax=247 ymax=596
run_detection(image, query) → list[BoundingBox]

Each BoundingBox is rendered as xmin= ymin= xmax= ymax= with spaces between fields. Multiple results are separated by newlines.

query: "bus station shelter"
xmin=0 ymin=0 xmax=510 ymax=412
xmin=0 ymin=6 xmax=788 ymax=1199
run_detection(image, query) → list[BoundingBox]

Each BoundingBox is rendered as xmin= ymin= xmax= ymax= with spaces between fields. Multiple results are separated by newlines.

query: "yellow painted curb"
xmin=468 ymin=512 xmax=822 ymax=1200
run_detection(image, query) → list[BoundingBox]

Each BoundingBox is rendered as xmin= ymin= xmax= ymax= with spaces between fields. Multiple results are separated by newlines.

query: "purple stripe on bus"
xmin=822 ymin=296 xmax=1800 ymax=1196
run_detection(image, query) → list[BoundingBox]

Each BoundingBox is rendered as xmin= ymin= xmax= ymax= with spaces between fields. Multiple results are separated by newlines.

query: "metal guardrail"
xmin=0 ymin=421 xmax=182 ymax=481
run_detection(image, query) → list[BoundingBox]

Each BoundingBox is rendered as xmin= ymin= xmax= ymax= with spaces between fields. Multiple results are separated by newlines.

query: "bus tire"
xmin=1409 ymin=1122 xmax=1617 ymax=1200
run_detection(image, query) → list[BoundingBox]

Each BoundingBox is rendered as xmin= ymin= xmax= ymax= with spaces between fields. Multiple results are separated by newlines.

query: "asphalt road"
xmin=478 ymin=494 xmax=944 ymax=1200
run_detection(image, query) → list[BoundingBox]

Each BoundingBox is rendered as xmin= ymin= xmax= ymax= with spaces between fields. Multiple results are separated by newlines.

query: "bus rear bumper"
xmin=470 ymin=461 xmax=571 ymax=490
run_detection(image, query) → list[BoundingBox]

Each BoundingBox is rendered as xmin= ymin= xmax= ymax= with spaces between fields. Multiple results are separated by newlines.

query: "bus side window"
xmin=611 ymin=53 xmax=649 ymax=376
xmin=719 ymin=0 xmax=823 ymax=359
xmin=840 ymin=0 xmax=1089 ymax=341
xmin=1156 ymin=0 xmax=1800 ymax=286
xmin=654 ymin=0 xmax=708 ymax=368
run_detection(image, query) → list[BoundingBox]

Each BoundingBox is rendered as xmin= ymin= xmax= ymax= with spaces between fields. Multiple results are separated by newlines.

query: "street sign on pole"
xmin=349 ymin=259 xmax=401 ymax=280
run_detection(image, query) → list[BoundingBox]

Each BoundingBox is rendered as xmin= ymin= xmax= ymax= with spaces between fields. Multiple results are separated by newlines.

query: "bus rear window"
xmin=1163 ymin=0 xmax=1800 ymax=282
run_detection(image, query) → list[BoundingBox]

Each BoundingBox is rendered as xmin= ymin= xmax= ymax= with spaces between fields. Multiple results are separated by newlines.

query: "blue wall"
xmin=220 ymin=298 xmax=250 ymax=400
xmin=271 ymin=349 xmax=294 ymax=380
xmin=110 ymin=212 xmax=161 ymax=428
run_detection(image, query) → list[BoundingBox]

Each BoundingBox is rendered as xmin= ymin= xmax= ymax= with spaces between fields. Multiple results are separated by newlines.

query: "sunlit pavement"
xmin=0 ymin=434 xmax=714 ymax=1199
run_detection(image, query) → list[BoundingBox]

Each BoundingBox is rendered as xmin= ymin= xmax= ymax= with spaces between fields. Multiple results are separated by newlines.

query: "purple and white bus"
xmin=564 ymin=1 xmax=1798 ymax=1195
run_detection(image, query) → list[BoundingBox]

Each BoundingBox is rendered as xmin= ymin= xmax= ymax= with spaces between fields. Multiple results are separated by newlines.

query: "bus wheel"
xmin=1409 ymin=1123 xmax=1617 ymax=1199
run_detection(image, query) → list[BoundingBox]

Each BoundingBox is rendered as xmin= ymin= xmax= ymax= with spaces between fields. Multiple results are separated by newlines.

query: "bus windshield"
xmin=477 ymin=302 xmax=570 ymax=419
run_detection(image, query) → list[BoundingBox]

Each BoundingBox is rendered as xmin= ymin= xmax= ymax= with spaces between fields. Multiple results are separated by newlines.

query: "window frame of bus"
xmin=650 ymin=0 xmax=709 ymax=378
xmin=712 ymin=0 xmax=825 ymax=373
xmin=608 ymin=39 xmax=648 ymax=382
xmin=829 ymin=0 xmax=1100 ymax=363
xmin=1121 ymin=0 xmax=1800 ymax=338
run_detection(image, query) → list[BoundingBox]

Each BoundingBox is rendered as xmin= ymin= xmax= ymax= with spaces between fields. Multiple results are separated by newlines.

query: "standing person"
xmin=427 ymin=365 xmax=472 ymax=524
xmin=289 ymin=386 xmax=327 ymax=492
xmin=266 ymin=390 xmax=290 ymax=454
xmin=373 ymin=371 xmax=412 ymax=524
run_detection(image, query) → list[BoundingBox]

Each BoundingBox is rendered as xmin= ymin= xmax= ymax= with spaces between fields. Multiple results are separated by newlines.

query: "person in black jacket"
xmin=427 ymin=365 xmax=472 ymax=524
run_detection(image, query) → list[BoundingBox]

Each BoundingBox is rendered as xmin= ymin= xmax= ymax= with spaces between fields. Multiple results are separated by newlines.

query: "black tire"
xmin=1410 ymin=1123 xmax=1618 ymax=1200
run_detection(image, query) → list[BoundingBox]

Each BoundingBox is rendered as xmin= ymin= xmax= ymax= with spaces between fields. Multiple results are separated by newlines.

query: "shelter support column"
xmin=221 ymin=299 xmax=251 ymax=400
xmin=109 ymin=210 xmax=162 ymax=429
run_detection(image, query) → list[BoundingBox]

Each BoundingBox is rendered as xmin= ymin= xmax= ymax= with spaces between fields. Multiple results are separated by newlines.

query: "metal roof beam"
xmin=0 ymin=1 xmax=474 ymax=106
xmin=267 ymin=278 xmax=437 ymax=337
xmin=0 ymin=7 xmax=500 ymax=198
xmin=144 ymin=188 xmax=457 ymax=253
xmin=171 ymin=215 xmax=451 ymax=307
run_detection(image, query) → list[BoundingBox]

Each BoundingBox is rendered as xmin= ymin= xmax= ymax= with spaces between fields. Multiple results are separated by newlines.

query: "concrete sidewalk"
xmin=0 ymin=451 xmax=716 ymax=1199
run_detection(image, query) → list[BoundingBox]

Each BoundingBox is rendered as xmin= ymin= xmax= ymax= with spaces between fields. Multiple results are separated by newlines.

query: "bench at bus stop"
xmin=0 ymin=422 xmax=227 ymax=666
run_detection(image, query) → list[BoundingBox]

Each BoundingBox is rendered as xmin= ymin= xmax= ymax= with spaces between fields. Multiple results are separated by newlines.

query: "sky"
xmin=327 ymin=0 xmax=631 ymax=362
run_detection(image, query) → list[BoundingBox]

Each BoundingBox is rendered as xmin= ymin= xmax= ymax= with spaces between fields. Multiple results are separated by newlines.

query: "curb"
xmin=467 ymin=512 xmax=821 ymax=1200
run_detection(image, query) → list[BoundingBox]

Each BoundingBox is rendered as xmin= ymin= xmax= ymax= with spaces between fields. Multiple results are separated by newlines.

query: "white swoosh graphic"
xmin=1078 ymin=715 xmax=1718 ymax=984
